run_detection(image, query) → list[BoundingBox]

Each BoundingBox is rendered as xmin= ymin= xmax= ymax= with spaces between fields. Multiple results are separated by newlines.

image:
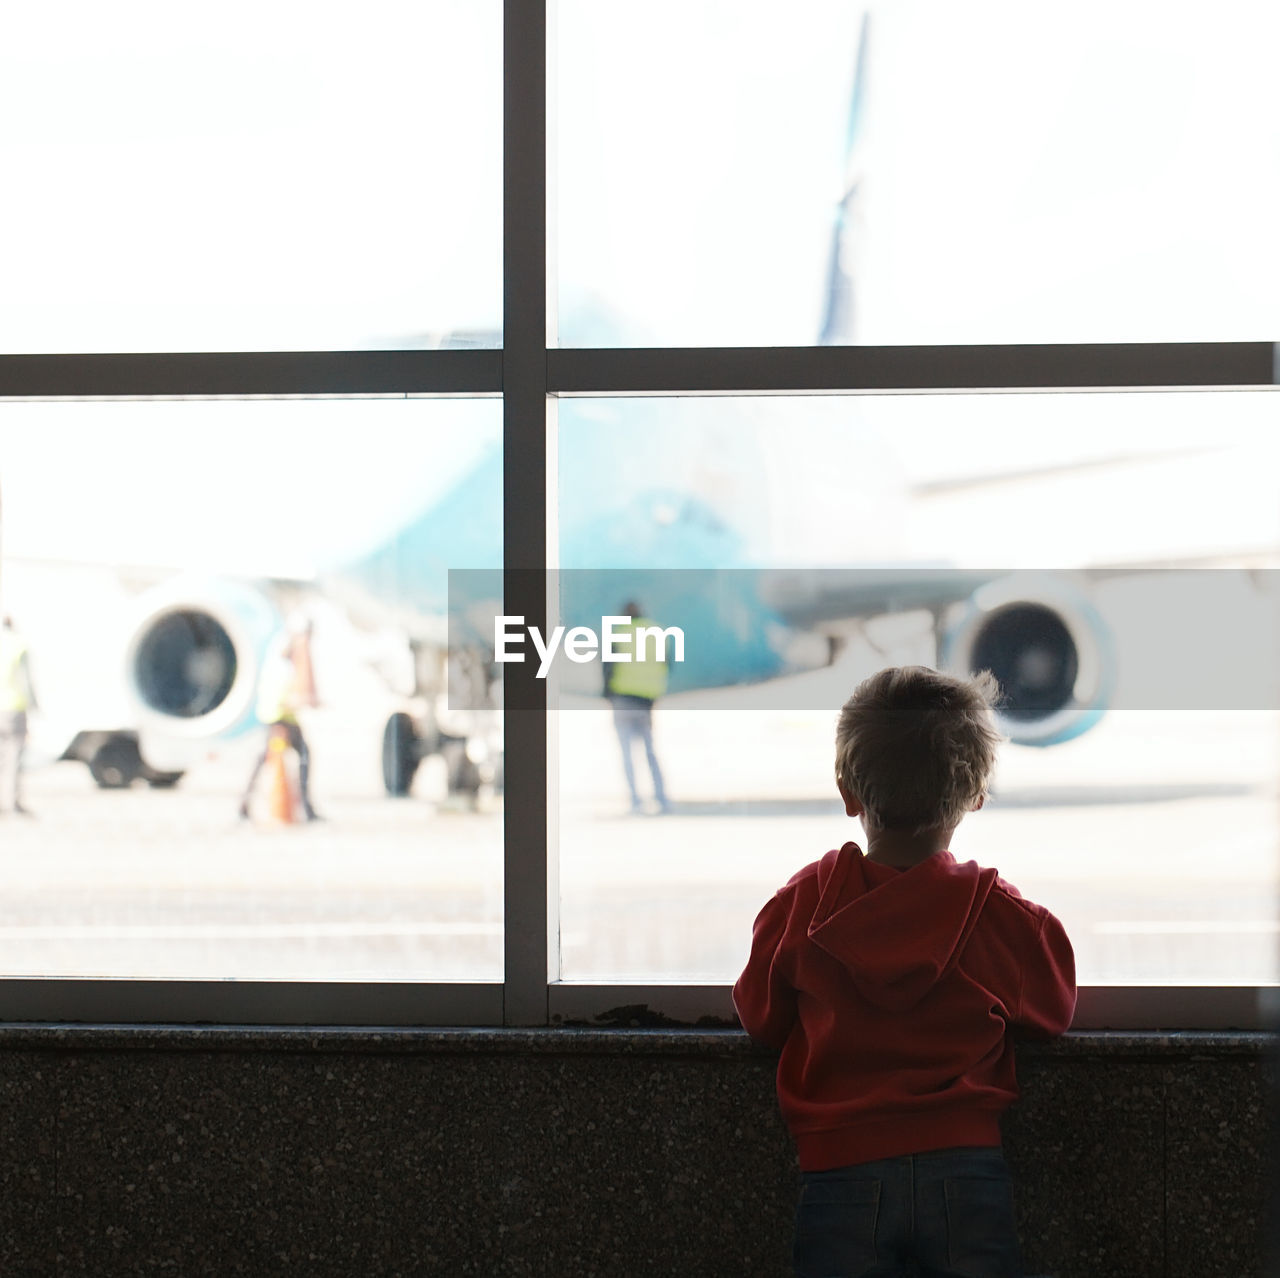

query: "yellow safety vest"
xmin=606 ymin=616 xmax=669 ymax=701
xmin=0 ymin=632 xmax=30 ymax=713
xmin=255 ymin=652 xmax=299 ymax=725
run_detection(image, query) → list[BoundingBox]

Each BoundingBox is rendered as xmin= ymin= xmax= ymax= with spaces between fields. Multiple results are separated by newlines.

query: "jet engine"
xmin=942 ymin=574 xmax=1114 ymax=746
xmin=124 ymin=578 xmax=282 ymax=770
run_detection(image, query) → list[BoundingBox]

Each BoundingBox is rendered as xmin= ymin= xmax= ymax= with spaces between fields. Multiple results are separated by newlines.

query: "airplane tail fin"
xmin=818 ymin=11 xmax=871 ymax=346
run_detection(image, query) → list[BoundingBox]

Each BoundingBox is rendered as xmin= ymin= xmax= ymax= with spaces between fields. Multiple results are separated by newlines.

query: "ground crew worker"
xmin=0 ymin=616 xmax=37 ymax=816
xmin=604 ymin=600 xmax=670 ymax=814
xmin=239 ymin=619 xmax=320 ymax=822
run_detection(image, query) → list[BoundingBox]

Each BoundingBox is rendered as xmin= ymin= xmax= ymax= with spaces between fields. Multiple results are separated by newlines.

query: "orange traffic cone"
xmin=266 ymin=728 xmax=299 ymax=824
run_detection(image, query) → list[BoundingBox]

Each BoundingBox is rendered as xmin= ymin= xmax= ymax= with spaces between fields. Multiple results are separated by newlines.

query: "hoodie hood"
xmin=808 ymin=844 xmax=998 ymax=1011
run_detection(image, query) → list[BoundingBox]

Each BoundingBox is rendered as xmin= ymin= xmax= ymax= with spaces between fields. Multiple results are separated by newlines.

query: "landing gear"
xmin=71 ymin=732 xmax=185 ymax=791
xmin=88 ymin=735 xmax=143 ymax=789
xmin=380 ymin=708 xmax=502 ymax=807
xmin=382 ymin=712 xmax=420 ymax=797
xmin=379 ymin=640 xmax=502 ymax=805
xmin=145 ymin=769 xmax=185 ymax=789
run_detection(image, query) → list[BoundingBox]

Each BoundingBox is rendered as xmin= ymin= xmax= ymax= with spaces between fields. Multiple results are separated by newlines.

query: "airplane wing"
xmin=756 ymin=565 xmax=1000 ymax=631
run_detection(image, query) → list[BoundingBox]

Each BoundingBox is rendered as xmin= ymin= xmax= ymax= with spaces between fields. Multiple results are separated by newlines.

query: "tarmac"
xmin=0 ymin=683 xmax=1274 ymax=989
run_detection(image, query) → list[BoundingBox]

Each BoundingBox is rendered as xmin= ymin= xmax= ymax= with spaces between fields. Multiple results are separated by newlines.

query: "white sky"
xmin=0 ymin=2 xmax=504 ymax=351
xmin=0 ymin=400 xmax=499 ymax=576
xmin=1 ymin=2 xmax=1276 ymax=349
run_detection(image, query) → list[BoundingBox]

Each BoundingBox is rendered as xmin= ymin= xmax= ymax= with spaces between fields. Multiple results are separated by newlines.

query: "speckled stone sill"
xmin=0 ymin=1025 xmax=1269 ymax=1056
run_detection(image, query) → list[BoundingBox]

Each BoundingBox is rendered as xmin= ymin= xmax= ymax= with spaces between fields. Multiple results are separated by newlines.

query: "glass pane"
xmin=0 ymin=398 xmax=502 ymax=979
xmin=0 ymin=2 xmax=501 ymax=353
xmin=554 ymin=392 xmax=1280 ymax=985
xmin=557 ymin=1 xmax=1280 ymax=346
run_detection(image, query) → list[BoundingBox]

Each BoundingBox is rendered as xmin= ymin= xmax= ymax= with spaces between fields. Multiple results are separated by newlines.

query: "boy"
xmin=733 ymin=666 xmax=1075 ymax=1278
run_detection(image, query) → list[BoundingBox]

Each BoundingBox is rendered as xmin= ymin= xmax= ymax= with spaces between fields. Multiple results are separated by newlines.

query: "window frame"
xmin=0 ymin=0 xmax=1273 ymax=1029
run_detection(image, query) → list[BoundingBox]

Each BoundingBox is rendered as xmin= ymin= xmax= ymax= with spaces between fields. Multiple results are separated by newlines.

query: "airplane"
xmin=0 ymin=444 xmax=1083 ymax=799
xmin=3 ymin=377 xmax=1272 ymax=807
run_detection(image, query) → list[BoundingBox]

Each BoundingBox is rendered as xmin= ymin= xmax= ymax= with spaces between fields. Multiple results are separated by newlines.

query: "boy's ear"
xmin=972 ymin=794 xmax=986 ymax=812
xmin=837 ymin=778 xmax=864 ymax=819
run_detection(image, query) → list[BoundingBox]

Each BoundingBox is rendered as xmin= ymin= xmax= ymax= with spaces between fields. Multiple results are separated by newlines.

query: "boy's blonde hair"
xmin=835 ymin=666 xmax=1003 ymax=834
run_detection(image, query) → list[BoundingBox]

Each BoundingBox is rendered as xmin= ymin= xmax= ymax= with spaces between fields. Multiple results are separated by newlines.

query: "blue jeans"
xmin=794 ymin=1147 xmax=1024 ymax=1278
xmin=611 ymin=698 xmax=667 ymax=809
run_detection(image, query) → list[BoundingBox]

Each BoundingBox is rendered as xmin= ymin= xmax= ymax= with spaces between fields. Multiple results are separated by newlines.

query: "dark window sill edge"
xmin=0 ymin=1024 xmax=1269 ymax=1058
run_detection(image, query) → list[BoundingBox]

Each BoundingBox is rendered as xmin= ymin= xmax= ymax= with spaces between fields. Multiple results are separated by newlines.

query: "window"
xmin=0 ymin=1 xmax=1272 ymax=1028
xmin=0 ymin=398 xmax=503 ymax=985
xmin=556 ymin=0 xmax=1280 ymax=347
xmin=553 ymin=395 xmax=1278 ymax=991
xmin=0 ymin=2 xmax=501 ymax=351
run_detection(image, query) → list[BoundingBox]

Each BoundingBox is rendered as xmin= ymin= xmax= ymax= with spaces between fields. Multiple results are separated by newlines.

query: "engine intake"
xmin=944 ymin=575 xmax=1113 ymax=746
xmin=125 ymin=578 xmax=281 ymax=745
xmin=133 ymin=609 xmax=237 ymax=719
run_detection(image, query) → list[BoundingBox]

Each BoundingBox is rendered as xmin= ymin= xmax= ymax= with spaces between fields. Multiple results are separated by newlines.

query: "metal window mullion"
xmin=0 ymin=980 xmax=505 ymax=1026
xmin=547 ymin=342 xmax=1279 ymax=395
xmin=502 ymin=0 xmax=551 ymax=1026
xmin=0 ymin=349 xmax=503 ymax=398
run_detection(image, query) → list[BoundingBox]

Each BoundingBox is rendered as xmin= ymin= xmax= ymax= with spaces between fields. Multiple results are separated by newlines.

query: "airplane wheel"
xmin=382 ymin=712 xmax=420 ymax=797
xmin=89 ymin=735 xmax=143 ymax=789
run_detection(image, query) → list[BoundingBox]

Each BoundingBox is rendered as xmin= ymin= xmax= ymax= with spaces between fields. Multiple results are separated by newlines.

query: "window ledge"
xmin=0 ymin=1024 xmax=1269 ymax=1057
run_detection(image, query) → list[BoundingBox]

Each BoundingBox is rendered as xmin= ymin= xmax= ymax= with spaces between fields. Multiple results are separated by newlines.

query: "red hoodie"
xmin=733 ymin=842 xmax=1076 ymax=1171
